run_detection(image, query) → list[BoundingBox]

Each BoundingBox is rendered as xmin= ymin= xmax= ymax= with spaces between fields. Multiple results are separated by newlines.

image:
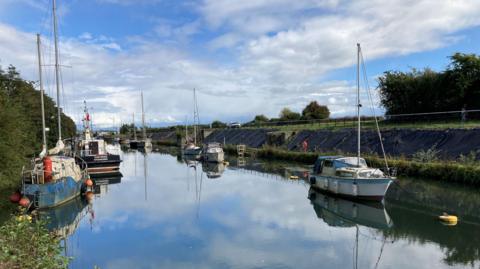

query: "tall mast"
xmin=141 ymin=91 xmax=146 ymax=140
xmin=132 ymin=113 xmax=137 ymax=140
xmin=356 ymin=43 xmax=361 ymax=167
xmin=37 ymin=34 xmax=47 ymax=153
xmin=53 ymin=0 xmax=62 ymax=140
xmin=193 ymin=88 xmax=197 ymax=145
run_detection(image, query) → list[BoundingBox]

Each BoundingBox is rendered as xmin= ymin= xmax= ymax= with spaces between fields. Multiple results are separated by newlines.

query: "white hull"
xmin=310 ymin=175 xmax=392 ymax=201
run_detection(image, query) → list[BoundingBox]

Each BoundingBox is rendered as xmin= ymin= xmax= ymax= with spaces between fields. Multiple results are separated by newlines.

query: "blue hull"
xmin=23 ymin=176 xmax=85 ymax=209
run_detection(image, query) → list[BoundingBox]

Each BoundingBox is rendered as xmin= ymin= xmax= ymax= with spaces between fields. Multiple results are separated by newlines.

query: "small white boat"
xmin=202 ymin=143 xmax=224 ymax=163
xmin=309 ymin=156 xmax=392 ymax=201
xmin=309 ymin=44 xmax=394 ymax=201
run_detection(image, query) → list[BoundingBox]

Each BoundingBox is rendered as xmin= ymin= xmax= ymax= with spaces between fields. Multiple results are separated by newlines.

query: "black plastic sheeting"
xmin=204 ymin=129 xmax=276 ymax=148
xmin=151 ymin=131 xmax=177 ymax=141
xmin=287 ymin=128 xmax=480 ymax=160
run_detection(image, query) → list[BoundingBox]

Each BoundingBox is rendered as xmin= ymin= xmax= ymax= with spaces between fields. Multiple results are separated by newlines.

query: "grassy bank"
xmin=224 ymin=145 xmax=480 ymax=186
xmin=243 ymin=119 xmax=480 ymax=132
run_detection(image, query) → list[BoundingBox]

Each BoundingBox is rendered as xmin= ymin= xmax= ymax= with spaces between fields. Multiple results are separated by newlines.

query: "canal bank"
xmin=220 ymin=145 xmax=480 ymax=185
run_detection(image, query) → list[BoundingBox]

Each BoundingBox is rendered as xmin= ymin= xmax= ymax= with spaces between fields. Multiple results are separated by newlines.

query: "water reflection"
xmin=37 ymin=197 xmax=89 ymax=238
xmin=30 ymin=150 xmax=480 ymax=269
xmin=308 ymin=188 xmax=393 ymax=230
xmin=201 ymin=162 xmax=225 ymax=178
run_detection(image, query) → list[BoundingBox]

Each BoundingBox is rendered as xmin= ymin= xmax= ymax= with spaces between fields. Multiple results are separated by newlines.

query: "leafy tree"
xmin=120 ymin=123 xmax=134 ymax=135
xmin=253 ymin=114 xmax=269 ymax=122
xmin=211 ymin=120 xmax=227 ymax=128
xmin=301 ymin=101 xmax=330 ymax=119
xmin=0 ymin=65 xmax=76 ymax=189
xmin=279 ymin=108 xmax=301 ymax=121
xmin=379 ymin=53 xmax=480 ymax=117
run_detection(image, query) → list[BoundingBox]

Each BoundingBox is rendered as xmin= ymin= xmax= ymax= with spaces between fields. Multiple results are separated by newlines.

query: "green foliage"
xmin=0 ymin=65 xmax=76 ymax=189
xmin=301 ymin=101 xmax=330 ymax=120
xmin=120 ymin=123 xmax=134 ymax=135
xmin=379 ymin=53 xmax=480 ymax=115
xmin=412 ymin=145 xmax=441 ymax=162
xmin=458 ymin=151 xmax=478 ymax=165
xmin=253 ymin=114 xmax=269 ymax=123
xmin=211 ymin=120 xmax=227 ymax=128
xmin=0 ymin=216 xmax=69 ymax=269
xmin=279 ymin=108 xmax=301 ymax=121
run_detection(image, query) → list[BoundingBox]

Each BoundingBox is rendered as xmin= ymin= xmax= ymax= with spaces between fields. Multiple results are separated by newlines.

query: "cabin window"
xmin=313 ymin=160 xmax=324 ymax=174
xmin=324 ymin=160 xmax=333 ymax=167
xmin=89 ymin=142 xmax=99 ymax=155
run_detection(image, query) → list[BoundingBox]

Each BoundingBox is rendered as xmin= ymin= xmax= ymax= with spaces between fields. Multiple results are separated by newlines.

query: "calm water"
xmin=41 ymin=148 xmax=480 ymax=269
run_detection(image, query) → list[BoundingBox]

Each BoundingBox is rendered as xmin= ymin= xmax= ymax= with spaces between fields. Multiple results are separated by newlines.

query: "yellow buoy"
xmin=438 ymin=213 xmax=458 ymax=225
xmin=289 ymin=175 xmax=299 ymax=180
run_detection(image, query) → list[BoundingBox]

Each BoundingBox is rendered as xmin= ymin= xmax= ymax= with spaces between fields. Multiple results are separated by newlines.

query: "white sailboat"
xmin=21 ymin=0 xmax=88 ymax=209
xmin=309 ymin=44 xmax=393 ymax=201
xmin=183 ymin=88 xmax=202 ymax=156
xmin=130 ymin=91 xmax=152 ymax=149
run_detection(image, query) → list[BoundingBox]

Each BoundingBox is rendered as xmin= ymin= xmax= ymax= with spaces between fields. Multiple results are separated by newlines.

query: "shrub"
xmin=0 ymin=215 xmax=69 ymax=269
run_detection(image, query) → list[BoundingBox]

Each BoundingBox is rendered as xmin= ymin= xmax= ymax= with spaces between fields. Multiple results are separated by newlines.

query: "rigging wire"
xmin=359 ymin=46 xmax=390 ymax=174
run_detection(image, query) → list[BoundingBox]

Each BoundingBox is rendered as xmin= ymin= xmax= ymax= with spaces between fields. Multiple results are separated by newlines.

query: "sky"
xmin=0 ymin=0 xmax=480 ymax=127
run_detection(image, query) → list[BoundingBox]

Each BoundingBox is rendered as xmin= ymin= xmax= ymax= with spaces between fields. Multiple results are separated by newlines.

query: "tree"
xmin=301 ymin=101 xmax=330 ymax=120
xmin=279 ymin=108 xmax=301 ymax=121
xmin=253 ymin=114 xmax=269 ymax=122
xmin=211 ymin=120 xmax=227 ymax=128
xmin=120 ymin=123 xmax=134 ymax=135
xmin=0 ymin=65 xmax=76 ymax=188
xmin=378 ymin=53 xmax=480 ymax=117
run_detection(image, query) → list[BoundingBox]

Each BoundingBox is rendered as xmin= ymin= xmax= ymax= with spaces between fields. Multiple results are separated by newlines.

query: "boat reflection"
xmin=308 ymin=187 xmax=393 ymax=230
xmin=36 ymin=196 xmax=89 ymax=238
xmin=92 ymin=172 xmax=123 ymax=197
xmin=201 ymin=162 xmax=225 ymax=178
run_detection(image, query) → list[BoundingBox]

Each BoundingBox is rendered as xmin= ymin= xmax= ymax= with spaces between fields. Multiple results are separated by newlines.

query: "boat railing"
xmin=21 ymin=166 xmax=54 ymax=185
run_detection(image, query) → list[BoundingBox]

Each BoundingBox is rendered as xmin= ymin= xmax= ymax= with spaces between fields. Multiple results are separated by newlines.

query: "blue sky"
xmin=1 ymin=0 xmax=480 ymax=127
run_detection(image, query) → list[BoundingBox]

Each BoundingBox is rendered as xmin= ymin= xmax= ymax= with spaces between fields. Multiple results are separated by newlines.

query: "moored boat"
xmin=183 ymin=88 xmax=202 ymax=156
xmin=21 ymin=13 xmax=88 ymax=209
xmin=202 ymin=142 xmax=224 ymax=163
xmin=308 ymin=44 xmax=394 ymax=201
xmin=76 ymin=101 xmax=122 ymax=175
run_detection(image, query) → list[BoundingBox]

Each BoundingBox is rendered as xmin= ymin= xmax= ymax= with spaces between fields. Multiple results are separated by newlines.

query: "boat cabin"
xmin=313 ymin=156 xmax=368 ymax=175
xmin=80 ymin=139 xmax=108 ymax=157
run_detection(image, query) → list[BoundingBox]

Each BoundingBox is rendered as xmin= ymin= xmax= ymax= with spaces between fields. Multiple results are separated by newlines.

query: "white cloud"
xmin=1 ymin=0 xmax=480 ymax=127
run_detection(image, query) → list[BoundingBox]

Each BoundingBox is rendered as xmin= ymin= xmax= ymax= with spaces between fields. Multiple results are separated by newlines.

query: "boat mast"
xmin=193 ymin=88 xmax=197 ymax=145
xmin=141 ymin=91 xmax=146 ymax=140
xmin=36 ymin=34 xmax=47 ymax=153
xmin=356 ymin=43 xmax=361 ymax=167
xmin=132 ymin=112 xmax=137 ymax=141
xmin=53 ymin=0 xmax=62 ymax=141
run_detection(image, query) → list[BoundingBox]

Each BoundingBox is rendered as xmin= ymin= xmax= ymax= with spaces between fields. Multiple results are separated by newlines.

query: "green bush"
xmin=0 ymin=215 xmax=69 ymax=269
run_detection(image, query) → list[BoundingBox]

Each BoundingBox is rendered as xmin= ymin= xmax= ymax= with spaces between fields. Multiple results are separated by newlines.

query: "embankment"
xmin=203 ymin=128 xmax=480 ymax=160
xmin=200 ymin=128 xmax=480 ymax=185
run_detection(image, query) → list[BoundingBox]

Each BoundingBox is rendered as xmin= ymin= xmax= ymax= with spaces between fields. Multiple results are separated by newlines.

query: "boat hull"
xmin=130 ymin=140 xmax=152 ymax=149
xmin=309 ymin=175 xmax=392 ymax=201
xmin=23 ymin=176 xmax=85 ymax=209
xmin=183 ymin=147 xmax=202 ymax=156
xmin=79 ymin=154 xmax=122 ymax=175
